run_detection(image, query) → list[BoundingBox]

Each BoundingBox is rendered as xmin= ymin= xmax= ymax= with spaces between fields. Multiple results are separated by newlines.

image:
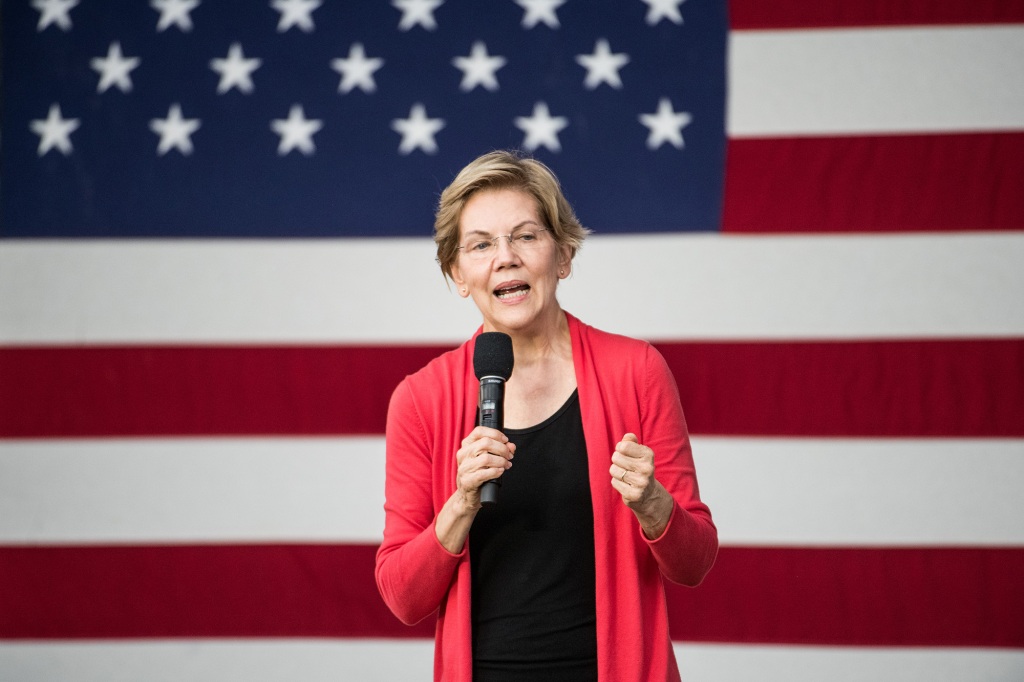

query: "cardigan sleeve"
xmin=639 ymin=344 xmax=719 ymax=586
xmin=374 ymin=378 xmax=464 ymax=625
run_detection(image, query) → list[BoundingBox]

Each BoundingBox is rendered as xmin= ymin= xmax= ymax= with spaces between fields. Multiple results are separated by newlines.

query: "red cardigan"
xmin=375 ymin=312 xmax=718 ymax=681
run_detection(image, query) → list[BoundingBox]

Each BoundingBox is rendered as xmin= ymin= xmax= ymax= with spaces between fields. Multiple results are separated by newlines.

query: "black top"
xmin=470 ymin=389 xmax=598 ymax=682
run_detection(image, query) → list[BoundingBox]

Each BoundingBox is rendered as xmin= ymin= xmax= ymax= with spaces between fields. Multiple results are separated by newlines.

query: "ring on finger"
xmin=620 ymin=469 xmax=629 ymax=483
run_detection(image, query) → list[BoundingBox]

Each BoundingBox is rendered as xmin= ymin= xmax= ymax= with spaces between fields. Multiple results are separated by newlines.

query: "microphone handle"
xmin=480 ymin=478 xmax=500 ymax=505
xmin=478 ymin=377 xmax=505 ymax=506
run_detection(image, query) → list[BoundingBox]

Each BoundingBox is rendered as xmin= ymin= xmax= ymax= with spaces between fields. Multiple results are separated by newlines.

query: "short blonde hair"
xmin=434 ymin=150 xmax=590 ymax=281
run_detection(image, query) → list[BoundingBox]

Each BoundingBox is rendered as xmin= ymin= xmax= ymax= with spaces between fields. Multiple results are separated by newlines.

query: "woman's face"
xmin=450 ymin=188 xmax=571 ymax=336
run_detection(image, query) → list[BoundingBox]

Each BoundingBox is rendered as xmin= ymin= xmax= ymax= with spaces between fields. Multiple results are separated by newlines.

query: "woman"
xmin=375 ymin=150 xmax=717 ymax=682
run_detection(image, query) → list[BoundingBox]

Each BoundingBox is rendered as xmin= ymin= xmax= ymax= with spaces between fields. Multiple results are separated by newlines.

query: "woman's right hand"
xmin=435 ymin=427 xmax=515 ymax=553
xmin=453 ymin=426 xmax=515 ymax=512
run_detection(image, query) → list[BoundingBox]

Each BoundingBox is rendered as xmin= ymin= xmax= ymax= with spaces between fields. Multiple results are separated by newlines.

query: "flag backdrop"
xmin=2 ymin=0 xmax=1024 ymax=680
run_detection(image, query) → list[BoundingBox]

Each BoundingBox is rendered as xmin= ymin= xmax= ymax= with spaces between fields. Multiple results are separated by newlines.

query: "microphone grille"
xmin=473 ymin=332 xmax=514 ymax=380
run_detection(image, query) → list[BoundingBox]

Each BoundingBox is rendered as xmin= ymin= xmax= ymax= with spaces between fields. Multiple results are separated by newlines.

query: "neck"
xmin=487 ymin=308 xmax=571 ymax=366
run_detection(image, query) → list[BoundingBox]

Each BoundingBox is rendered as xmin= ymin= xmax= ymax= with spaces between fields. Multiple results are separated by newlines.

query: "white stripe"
xmin=0 ymin=437 xmax=387 ymax=545
xmin=0 ymin=641 xmax=1020 ymax=682
xmin=728 ymin=26 xmax=1024 ymax=136
xmin=2 ymin=233 xmax=1022 ymax=343
xmin=676 ymin=644 xmax=1024 ymax=682
xmin=692 ymin=437 xmax=1024 ymax=547
xmin=0 ymin=640 xmax=435 ymax=682
xmin=2 ymin=437 xmax=1022 ymax=546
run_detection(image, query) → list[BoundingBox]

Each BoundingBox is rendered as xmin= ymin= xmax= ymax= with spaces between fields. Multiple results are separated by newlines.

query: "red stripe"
xmin=0 ymin=344 xmax=451 ymax=438
xmin=667 ymin=546 xmax=1024 ymax=647
xmin=730 ymin=0 xmax=1024 ymax=30
xmin=723 ymin=133 xmax=1024 ymax=233
xmin=0 ymin=544 xmax=428 ymax=640
xmin=1 ymin=544 xmax=1021 ymax=646
xmin=2 ymin=340 xmax=1022 ymax=437
xmin=657 ymin=339 xmax=1024 ymax=437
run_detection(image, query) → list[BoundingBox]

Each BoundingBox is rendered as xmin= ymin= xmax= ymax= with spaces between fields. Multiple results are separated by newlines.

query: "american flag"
xmin=2 ymin=1 xmax=1023 ymax=680
xmin=2 ymin=0 xmax=724 ymax=235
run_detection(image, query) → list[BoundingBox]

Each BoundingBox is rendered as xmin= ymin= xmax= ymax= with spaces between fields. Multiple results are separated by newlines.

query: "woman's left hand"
xmin=610 ymin=433 xmax=674 ymax=539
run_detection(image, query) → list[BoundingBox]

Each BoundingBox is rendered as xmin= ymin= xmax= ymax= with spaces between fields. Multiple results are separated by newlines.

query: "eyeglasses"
xmin=457 ymin=228 xmax=550 ymax=260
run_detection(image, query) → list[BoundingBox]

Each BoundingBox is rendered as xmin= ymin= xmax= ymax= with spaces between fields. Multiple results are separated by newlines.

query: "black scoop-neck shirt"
xmin=470 ymin=389 xmax=598 ymax=682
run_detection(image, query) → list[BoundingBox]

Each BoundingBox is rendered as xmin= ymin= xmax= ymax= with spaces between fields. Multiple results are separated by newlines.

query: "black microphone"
xmin=473 ymin=332 xmax=514 ymax=506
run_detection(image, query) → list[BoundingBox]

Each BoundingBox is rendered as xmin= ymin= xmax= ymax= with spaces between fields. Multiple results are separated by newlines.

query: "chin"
xmin=486 ymin=304 xmax=556 ymax=334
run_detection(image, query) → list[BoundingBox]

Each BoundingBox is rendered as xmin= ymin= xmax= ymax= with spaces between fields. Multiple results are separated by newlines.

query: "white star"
xmin=90 ymin=42 xmax=140 ymax=93
xmin=331 ymin=43 xmax=385 ymax=94
xmin=392 ymin=0 xmax=444 ymax=31
xmin=271 ymin=105 xmax=323 ymax=156
xmin=149 ymin=103 xmax=201 ymax=156
xmin=210 ymin=43 xmax=262 ymax=94
xmin=390 ymin=103 xmax=445 ymax=155
xmin=30 ymin=104 xmax=80 ymax=156
xmin=641 ymin=0 xmax=685 ymax=25
xmin=514 ymin=0 xmax=565 ymax=29
xmin=151 ymin=0 xmax=200 ymax=32
xmin=271 ymin=0 xmax=321 ymax=33
xmin=31 ymin=0 xmax=79 ymax=31
xmin=514 ymin=102 xmax=568 ymax=153
xmin=638 ymin=97 xmax=692 ymax=149
xmin=452 ymin=41 xmax=506 ymax=92
xmin=576 ymin=38 xmax=630 ymax=90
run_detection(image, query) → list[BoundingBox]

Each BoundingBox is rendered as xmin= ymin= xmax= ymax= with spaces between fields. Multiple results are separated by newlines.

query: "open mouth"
xmin=494 ymin=283 xmax=530 ymax=300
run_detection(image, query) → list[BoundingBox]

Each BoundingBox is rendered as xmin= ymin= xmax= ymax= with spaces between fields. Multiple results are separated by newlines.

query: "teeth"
xmin=496 ymin=286 xmax=528 ymax=300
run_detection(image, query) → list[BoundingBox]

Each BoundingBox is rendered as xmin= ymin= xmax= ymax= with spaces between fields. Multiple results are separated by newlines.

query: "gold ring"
xmin=620 ymin=470 xmax=628 ymax=482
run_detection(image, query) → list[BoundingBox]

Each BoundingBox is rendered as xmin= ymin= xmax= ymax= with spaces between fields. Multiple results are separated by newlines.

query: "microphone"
xmin=473 ymin=332 xmax=514 ymax=506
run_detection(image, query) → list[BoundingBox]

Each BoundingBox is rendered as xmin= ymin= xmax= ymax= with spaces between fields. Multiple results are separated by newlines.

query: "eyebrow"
xmin=462 ymin=220 xmax=542 ymax=237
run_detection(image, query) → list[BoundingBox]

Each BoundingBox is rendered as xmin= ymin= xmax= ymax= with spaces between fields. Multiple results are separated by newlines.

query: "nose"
xmin=492 ymin=236 xmax=519 ymax=266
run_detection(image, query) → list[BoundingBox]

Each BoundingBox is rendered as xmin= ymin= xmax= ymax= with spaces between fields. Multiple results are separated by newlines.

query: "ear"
xmin=557 ymin=245 xmax=573 ymax=278
xmin=450 ymin=264 xmax=470 ymax=297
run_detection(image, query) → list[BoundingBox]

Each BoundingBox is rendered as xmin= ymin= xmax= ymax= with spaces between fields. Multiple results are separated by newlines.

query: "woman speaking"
xmin=375 ymin=150 xmax=718 ymax=682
